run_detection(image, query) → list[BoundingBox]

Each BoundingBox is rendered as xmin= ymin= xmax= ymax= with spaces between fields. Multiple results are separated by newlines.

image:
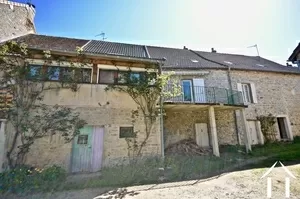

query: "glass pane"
xmin=118 ymin=71 xmax=127 ymax=84
xmin=182 ymin=81 xmax=192 ymax=101
xmin=77 ymin=135 xmax=88 ymax=144
xmin=99 ymin=70 xmax=115 ymax=84
xmin=130 ymin=73 xmax=140 ymax=83
xmin=82 ymin=69 xmax=91 ymax=83
xmin=119 ymin=127 xmax=135 ymax=138
xmin=48 ymin=67 xmax=60 ymax=81
xmin=61 ymin=67 xmax=74 ymax=82
xmin=29 ymin=65 xmax=42 ymax=78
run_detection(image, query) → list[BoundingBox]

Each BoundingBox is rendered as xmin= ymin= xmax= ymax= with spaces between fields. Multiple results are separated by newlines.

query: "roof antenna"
xmin=95 ymin=32 xmax=107 ymax=41
xmin=247 ymin=44 xmax=260 ymax=57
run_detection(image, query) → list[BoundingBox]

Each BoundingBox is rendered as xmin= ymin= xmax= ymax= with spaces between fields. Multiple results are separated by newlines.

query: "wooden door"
xmin=71 ymin=126 xmax=93 ymax=173
xmin=248 ymin=121 xmax=258 ymax=145
xmin=192 ymin=78 xmax=206 ymax=103
xmin=195 ymin=123 xmax=209 ymax=147
xmin=91 ymin=126 xmax=104 ymax=172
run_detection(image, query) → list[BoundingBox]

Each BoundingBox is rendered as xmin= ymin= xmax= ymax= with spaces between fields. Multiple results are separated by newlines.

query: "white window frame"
xmin=241 ymin=83 xmax=252 ymax=103
xmin=237 ymin=82 xmax=258 ymax=104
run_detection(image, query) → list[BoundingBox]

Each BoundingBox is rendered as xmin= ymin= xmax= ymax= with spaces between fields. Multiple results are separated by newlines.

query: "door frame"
xmin=69 ymin=125 xmax=105 ymax=173
xmin=181 ymin=80 xmax=194 ymax=102
xmin=276 ymin=115 xmax=293 ymax=141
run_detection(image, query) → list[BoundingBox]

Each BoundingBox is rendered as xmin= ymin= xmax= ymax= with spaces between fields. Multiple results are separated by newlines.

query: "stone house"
xmin=1 ymin=34 xmax=163 ymax=172
xmin=148 ymin=46 xmax=300 ymax=156
xmin=2 ymin=34 xmax=300 ymax=173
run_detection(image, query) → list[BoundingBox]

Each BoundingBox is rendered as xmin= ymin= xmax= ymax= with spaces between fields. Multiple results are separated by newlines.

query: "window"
xmin=74 ymin=68 xmax=92 ymax=83
xmin=98 ymin=70 xmax=145 ymax=85
xmin=119 ymin=127 xmax=135 ymax=138
xmin=29 ymin=65 xmax=42 ymax=78
xmin=241 ymin=83 xmax=252 ymax=103
xmin=77 ymin=135 xmax=88 ymax=144
xmin=47 ymin=67 xmax=60 ymax=81
xmin=28 ymin=65 xmax=91 ymax=83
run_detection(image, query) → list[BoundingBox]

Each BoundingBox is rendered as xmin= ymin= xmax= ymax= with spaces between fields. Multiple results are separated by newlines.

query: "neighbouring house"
xmin=288 ymin=43 xmax=300 ymax=67
xmin=147 ymin=46 xmax=300 ymax=156
xmin=0 ymin=0 xmax=36 ymax=42
xmin=0 ymin=0 xmax=36 ymax=172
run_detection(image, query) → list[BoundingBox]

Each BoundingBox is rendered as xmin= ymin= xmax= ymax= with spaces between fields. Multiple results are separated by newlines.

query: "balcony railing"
xmin=164 ymin=84 xmax=244 ymax=106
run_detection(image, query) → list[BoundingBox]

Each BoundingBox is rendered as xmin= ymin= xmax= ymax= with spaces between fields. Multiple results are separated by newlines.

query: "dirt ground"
xmin=5 ymin=163 xmax=300 ymax=199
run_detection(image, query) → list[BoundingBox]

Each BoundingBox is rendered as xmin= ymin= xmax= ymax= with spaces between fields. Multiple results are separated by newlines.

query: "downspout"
xmin=158 ymin=61 xmax=165 ymax=159
xmin=227 ymin=66 xmax=240 ymax=145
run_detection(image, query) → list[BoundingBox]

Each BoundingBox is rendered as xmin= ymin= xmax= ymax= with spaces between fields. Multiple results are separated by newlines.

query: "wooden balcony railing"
xmin=164 ymin=84 xmax=244 ymax=106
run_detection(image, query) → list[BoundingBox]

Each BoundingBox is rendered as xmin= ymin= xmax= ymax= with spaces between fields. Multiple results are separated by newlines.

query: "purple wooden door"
xmin=91 ymin=126 xmax=104 ymax=172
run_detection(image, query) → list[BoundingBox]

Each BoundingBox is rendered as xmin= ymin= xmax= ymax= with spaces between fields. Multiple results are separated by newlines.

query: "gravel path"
xmin=4 ymin=164 xmax=300 ymax=199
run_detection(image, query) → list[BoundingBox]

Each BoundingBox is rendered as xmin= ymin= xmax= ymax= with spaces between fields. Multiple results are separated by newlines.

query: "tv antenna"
xmin=95 ymin=32 xmax=107 ymax=41
xmin=247 ymin=44 xmax=260 ymax=57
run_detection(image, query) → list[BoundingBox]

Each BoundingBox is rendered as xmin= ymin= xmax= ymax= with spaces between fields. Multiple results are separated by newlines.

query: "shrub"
xmin=0 ymin=165 xmax=66 ymax=194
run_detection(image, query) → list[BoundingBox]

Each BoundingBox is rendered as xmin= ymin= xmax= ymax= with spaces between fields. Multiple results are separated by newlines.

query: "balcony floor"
xmin=163 ymin=102 xmax=247 ymax=111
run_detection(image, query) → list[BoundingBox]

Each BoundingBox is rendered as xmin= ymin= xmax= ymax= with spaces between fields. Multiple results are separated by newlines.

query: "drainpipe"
xmin=158 ymin=62 xmax=165 ymax=159
xmin=227 ymin=66 xmax=240 ymax=145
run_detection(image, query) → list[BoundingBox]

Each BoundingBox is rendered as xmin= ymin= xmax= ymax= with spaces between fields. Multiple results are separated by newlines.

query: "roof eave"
xmin=28 ymin=47 xmax=164 ymax=64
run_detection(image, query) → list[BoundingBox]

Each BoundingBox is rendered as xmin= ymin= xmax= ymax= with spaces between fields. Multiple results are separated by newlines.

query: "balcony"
xmin=164 ymin=84 xmax=245 ymax=107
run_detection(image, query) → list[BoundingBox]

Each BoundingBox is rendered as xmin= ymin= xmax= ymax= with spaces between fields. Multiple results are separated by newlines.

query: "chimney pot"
xmin=211 ymin=48 xmax=217 ymax=53
xmin=183 ymin=46 xmax=188 ymax=50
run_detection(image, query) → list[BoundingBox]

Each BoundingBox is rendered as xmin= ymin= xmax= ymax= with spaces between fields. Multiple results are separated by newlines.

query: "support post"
xmin=208 ymin=106 xmax=220 ymax=157
xmin=240 ymin=108 xmax=252 ymax=152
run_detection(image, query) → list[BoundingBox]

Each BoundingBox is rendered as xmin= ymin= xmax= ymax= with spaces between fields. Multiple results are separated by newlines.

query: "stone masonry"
xmin=0 ymin=0 xmax=36 ymax=42
xmin=23 ymin=84 xmax=161 ymax=171
xmin=164 ymin=68 xmax=300 ymax=148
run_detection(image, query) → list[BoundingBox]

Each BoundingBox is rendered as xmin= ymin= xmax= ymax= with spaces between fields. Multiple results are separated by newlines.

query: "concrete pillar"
xmin=208 ymin=106 xmax=220 ymax=157
xmin=240 ymin=109 xmax=252 ymax=152
xmin=0 ymin=120 xmax=6 ymax=172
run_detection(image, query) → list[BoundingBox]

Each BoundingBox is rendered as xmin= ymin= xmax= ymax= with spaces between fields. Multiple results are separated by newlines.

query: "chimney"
xmin=183 ymin=46 xmax=188 ymax=50
xmin=211 ymin=48 xmax=217 ymax=53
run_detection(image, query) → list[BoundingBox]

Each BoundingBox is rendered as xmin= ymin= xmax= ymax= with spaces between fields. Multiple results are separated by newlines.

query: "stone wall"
xmin=7 ymin=84 xmax=161 ymax=171
xmin=165 ymin=68 xmax=300 ymax=146
xmin=230 ymin=70 xmax=300 ymax=139
xmin=164 ymin=108 xmax=237 ymax=148
xmin=0 ymin=0 xmax=36 ymax=42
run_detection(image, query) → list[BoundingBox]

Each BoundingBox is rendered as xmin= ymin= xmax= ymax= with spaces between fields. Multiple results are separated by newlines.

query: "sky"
xmin=15 ymin=0 xmax=300 ymax=65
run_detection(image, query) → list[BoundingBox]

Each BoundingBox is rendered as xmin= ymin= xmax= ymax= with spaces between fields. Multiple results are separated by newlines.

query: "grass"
xmin=6 ymin=139 xmax=300 ymax=195
xmin=61 ymin=140 xmax=300 ymax=190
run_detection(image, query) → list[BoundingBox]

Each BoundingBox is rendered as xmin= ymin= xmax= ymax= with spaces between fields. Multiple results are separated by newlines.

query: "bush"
xmin=0 ymin=165 xmax=66 ymax=194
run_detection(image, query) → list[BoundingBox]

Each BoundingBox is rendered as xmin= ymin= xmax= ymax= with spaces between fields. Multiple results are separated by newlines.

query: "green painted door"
xmin=71 ymin=126 xmax=93 ymax=173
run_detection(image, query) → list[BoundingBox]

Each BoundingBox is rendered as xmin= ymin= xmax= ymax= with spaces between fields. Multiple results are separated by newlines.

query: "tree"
xmin=105 ymin=68 xmax=180 ymax=159
xmin=0 ymin=41 xmax=87 ymax=168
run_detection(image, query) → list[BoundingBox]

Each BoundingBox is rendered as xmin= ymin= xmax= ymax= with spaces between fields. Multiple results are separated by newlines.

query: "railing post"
xmin=226 ymin=89 xmax=229 ymax=104
xmin=213 ymin=87 xmax=216 ymax=103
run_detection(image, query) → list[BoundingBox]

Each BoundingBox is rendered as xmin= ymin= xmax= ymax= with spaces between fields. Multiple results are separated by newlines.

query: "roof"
xmin=83 ymin=40 xmax=148 ymax=58
xmin=147 ymin=46 xmax=224 ymax=69
xmin=194 ymin=50 xmax=300 ymax=74
xmin=5 ymin=34 xmax=300 ymax=74
xmin=13 ymin=34 xmax=89 ymax=53
xmin=288 ymin=43 xmax=300 ymax=62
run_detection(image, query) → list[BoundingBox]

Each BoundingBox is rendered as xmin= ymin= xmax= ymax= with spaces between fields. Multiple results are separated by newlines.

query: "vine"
xmin=257 ymin=114 xmax=277 ymax=142
xmin=105 ymin=68 xmax=180 ymax=159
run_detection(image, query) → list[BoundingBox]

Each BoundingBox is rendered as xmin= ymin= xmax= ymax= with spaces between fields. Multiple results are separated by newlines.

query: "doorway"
xmin=71 ymin=126 xmax=104 ymax=173
xmin=277 ymin=117 xmax=288 ymax=140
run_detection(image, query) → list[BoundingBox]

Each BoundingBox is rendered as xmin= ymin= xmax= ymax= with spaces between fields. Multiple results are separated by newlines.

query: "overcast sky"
xmin=17 ymin=0 xmax=300 ymax=64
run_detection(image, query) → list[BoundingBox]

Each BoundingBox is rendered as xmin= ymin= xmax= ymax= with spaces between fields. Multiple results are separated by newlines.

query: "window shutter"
xmin=237 ymin=83 xmax=242 ymax=92
xmin=250 ymin=83 xmax=258 ymax=103
xmin=237 ymin=83 xmax=244 ymax=104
